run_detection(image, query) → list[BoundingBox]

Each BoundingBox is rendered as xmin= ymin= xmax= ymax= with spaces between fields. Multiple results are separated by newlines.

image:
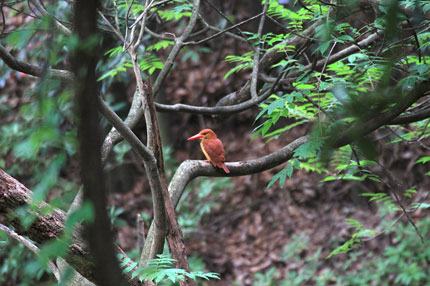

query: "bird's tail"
xmin=221 ymin=163 xmax=230 ymax=174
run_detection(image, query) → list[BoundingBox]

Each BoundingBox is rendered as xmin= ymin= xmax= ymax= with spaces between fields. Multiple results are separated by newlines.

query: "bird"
xmin=187 ymin=129 xmax=230 ymax=173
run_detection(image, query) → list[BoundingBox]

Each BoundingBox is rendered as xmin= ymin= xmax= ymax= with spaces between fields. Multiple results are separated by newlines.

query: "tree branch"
xmin=97 ymin=95 xmax=166 ymax=260
xmin=30 ymin=0 xmax=72 ymax=35
xmin=140 ymin=136 xmax=308 ymax=252
xmin=389 ymin=106 xmax=430 ymax=125
xmin=155 ymin=86 xmax=275 ymax=114
xmin=0 ymin=223 xmax=60 ymax=281
xmin=0 ymin=44 xmax=74 ymax=81
xmin=72 ymin=0 xmax=125 ymax=284
xmin=332 ymin=80 xmax=430 ymax=148
xmin=152 ymin=0 xmax=200 ymax=96
xmin=0 ymin=168 xmax=141 ymax=285
xmin=250 ymin=1 xmax=268 ymax=99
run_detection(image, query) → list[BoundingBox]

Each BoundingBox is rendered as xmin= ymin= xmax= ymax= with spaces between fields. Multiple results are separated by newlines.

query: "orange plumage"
xmin=187 ymin=129 xmax=230 ymax=173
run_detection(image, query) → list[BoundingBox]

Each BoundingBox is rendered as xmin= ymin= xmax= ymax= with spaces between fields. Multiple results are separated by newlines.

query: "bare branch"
xmin=0 ymin=223 xmax=60 ymax=281
xmin=250 ymin=1 xmax=269 ymax=99
xmin=132 ymin=0 xmax=156 ymax=50
xmin=184 ymin=12 xmax=264 ymax=46
xmin=201 ymin=0 xmax=255 ymax=47
xmin=98 ymin=10 xmax=125 ymax=43
xmin=169 ymin=136 xmax=308 ymax=207
xmin=198 ymin=17 xmax=247 ymax=43
xmin=155 ymin=64 xmax=290 ymax=115
xmin=101 ymin=91 xmax=143 ymax=162
xmin=152 ymin=0 xmax=201 ymax=96
xmin=140 ymin=136 xmax=308 ymax=263
xmin=155 ymin=87 xmax=274 ymax=114
xmin=97 ymin=95 xmax=166 ymax=260
xmin=0 ymin=44 xmax=74 ymax=81
xmin=30 ymin=0 xmax=72 ymax=35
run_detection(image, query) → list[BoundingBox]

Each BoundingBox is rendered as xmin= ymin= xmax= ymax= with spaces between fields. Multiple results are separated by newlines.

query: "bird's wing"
xmin=202 ymin=139 xmax=226 ymax=167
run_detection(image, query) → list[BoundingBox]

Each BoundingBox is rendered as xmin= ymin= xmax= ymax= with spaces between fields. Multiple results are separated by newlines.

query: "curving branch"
xmin=97 ymin=96 xmax=167 ymax=259
xmin=169 ymin=136 xmax=309 ymax=207
xmin=155 ymin=66 xmax=291 ymax=115
xmin=140 ymin=136 xmax=308 ymax=254
xmin=250 ymin=1 xmax=269 ymax=99
xmin=0 ymin=44 xmax=74 ymax=81
xmin=155 ymin=87 xmax=276 ymax=114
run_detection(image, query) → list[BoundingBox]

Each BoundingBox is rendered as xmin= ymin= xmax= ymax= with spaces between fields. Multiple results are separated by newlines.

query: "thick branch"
xmin=169 ymin=136 xmax=308 ymax=207
xmin=332 ymin=80 xmax=430 ymax=148
xmin=140 ymin=136 xmax=309 ymax=252
xmin=0 ymin=168 xmax=141 ymax=285
xmin=97 ymin=95 xmax=166 ymax=259
xmin=389 ymin=106 xmax=430 ymax=125
xmin=0 ymin=44 xmax=74 ymax=81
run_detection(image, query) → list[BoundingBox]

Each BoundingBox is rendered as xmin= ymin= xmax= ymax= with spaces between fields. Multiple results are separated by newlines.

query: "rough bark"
xmin=71 ymin=0 xmax=126 ymax=284
xmin=141 ymin=80 xmax=194 ymax=286
xmin=0 ymin=168 xmax=142 ymax=286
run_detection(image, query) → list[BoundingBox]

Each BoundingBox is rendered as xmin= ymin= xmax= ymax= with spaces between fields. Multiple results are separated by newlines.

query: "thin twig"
xmin=152 ymin=0 xmax=201 ymax=96
xmin=250 ymin=1 xmax=269 ymax=99
xmin=202 ymin=0 xmax=255 ymax=48
xmin=30 ymin=0 xmax=72 ymax=35
xmin=0 ymin=223 xmax=61 ymax=281
xmin=98 ymin=10 xmax=126 ymax=43
xmin=129 ymin=0 xmax=174 ymax=29
xmin=197 ymin=14 xmax=247 ymax=43
xmin=184 ymin=12 xmax=264 ymax=46
xmin=375 ymin=161 xmax=425 ymax=243
xmin=133 ymin=0 xmax=156 ymax=50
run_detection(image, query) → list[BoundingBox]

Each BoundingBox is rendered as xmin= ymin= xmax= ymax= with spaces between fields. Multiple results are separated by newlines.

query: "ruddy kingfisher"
xmin=187 ymin=129 xmax=230 ymax=173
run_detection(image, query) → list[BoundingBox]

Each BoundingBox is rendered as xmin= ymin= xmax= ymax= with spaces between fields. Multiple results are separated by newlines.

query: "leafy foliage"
xmin=118 ymin=254 xmax=220 ymax=284
xmin=326 ymin=218 xmax=376 ymax=258
xmin=224 ymin=52 xmax=254 ymax=79
xmin=0 ymin=233 xmax=53 ymax=286
xmin=250 ymin=219 xmax=430 ymax=285
xmin=178 ymin=177 xmax=233 ymax=234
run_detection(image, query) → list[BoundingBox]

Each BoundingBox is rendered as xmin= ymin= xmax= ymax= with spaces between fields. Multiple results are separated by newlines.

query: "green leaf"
xmin=416 ymin=156 xmax=430 ymax=164
xmin=267 ymin=165 xmax=293 ymax=189
xmin=294 ymin=83 xmax=315 ymax=90
xmin=293 ymin=137 xmax=323 ymax=159
xmin=147 ymin=40 xmax=174 ymax=51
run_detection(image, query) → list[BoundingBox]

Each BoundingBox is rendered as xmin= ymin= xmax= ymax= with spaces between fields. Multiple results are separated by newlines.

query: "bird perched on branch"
xmin=187 ymin=129 xmax=230 ymax=173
